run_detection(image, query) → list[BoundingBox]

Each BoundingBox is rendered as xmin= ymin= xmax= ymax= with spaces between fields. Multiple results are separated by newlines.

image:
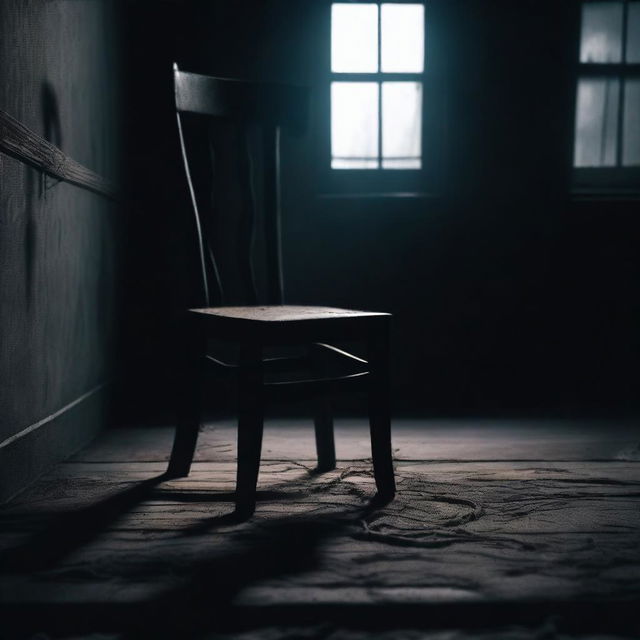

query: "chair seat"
xmin=190 ymin=305 xmax=388 ymax=322
xmin=189 ymin=305 xmax=390 ymax=343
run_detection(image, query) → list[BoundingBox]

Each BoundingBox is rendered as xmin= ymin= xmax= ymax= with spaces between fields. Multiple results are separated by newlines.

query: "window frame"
xmin=319 ymin=0 xmax=437 ymax=195
xmin=573 ymin=0 xmax=640 ymax=192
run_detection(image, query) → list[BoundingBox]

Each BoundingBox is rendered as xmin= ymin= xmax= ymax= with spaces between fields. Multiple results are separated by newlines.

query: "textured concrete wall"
xmin=0 ymin=0 xmax=123 ymax=499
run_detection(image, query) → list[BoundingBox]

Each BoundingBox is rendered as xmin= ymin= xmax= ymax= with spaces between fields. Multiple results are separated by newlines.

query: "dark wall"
xmin=118 ymin=0 xmax=640 ymax=419
xmin=0 ymin=0 xmax=123 ymax=499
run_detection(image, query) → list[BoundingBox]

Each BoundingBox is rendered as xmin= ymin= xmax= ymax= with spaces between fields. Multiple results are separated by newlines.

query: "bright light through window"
xmin=623 ymin=78 xmax=640 ymax=165
xmin=331 ymin=82 xmax=379 ymax=168
xmin=382 ymin=82 xmax=422 ymax=168
xmin=331 ymin=4 xmax=378 ymax=72
xmin=574 ymin=1 xmax=640 ymax=168
xmin=381 ymin=4 xmax=424 ymax=72
xmin=580 ymin=2 xmax=623 ymax=63
xmin=575 ymin=78 xmax=620 ymax=167
xmin=330 ymin=2 xmax=425 ymax=170
xmin=628 ymin=2 xmax=640 ymax=62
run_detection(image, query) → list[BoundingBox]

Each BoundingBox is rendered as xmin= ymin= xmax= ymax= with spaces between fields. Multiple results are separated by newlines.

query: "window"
xmin=330 ymin=2 xmax=425 ymax=170
xmin=574 ymin=1 xmax=640 ymax=189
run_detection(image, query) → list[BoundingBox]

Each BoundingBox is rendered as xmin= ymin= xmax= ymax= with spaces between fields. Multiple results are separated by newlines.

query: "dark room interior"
xmin=1 ymin=1 xmax=639 ymax=638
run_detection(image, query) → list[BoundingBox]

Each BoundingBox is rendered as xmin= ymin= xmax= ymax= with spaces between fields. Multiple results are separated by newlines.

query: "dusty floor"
xmin=1 ymin=418 xmax=639 ymax=639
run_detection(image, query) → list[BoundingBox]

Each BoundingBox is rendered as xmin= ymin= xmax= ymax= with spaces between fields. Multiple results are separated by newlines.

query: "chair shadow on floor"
xmin=0 ymin=468 xmax=393 ymax=638
xmin=0 ymin=461 xmax=393 ymax=574
xmin=0 ymin=473 xmax=169 ymax=572
xmin=119 ymin=515 xmax=341 ymax=640
xmin=2 ymin=511 xmax=344 ymax=638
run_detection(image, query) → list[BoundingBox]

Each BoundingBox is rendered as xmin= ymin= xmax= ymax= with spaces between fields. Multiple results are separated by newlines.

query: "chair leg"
xmin=314 ymin=395 xmax=336 ymax=472
xmin=311 ymin=344 xmax=336 ymax=471
xmin=367 ymin=325 xmax=396 ymax=500
xmin=235 ymin=344 xmax=264 ymax=518
xmin=167 ymin=330 xmax=205 ymax=478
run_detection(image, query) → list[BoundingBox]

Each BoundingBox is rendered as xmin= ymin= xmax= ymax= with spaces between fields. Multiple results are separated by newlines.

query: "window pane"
xmin=331 ymin=82 xmax=379 ymax=169
xmin=381 ymin=3 xmax=425 ymax=73
xmin=331 ymin=3 xmax=378 ymax=73
xmin=580 ymin=2 xmax=623 ymax=63
xmin=623 ymin=79 xmax=640 ymax=166
xmin=574 ymin=77 xmax=619 ymax=167
xmin=627 ymin=1 xmax=640 ymax=62
xmin=382 ymin=82 xmax=422 ymax=169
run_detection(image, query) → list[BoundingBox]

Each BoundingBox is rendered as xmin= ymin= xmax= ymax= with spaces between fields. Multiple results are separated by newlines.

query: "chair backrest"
xmin=173 ymin=63 xmax=308 ymax=307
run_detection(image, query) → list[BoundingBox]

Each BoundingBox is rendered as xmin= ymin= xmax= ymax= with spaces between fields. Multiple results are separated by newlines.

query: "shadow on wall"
xmin=24 ymin=81 xmax=63 ymax=306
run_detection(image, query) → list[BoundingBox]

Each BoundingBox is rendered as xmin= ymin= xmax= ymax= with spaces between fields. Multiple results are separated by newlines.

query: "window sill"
xmin=317 ymin=191 xmax=438 ymax=200
xmin=571 ymin=188 xmax=640 ymax=202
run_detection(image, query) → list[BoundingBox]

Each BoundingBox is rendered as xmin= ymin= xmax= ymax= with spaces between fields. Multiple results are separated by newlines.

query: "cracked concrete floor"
xmin=0 ymin=418 xmax=639 ymax=639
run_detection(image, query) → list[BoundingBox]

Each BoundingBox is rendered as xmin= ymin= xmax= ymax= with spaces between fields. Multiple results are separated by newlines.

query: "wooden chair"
xmin=167 ymin=63 xmax=395 ymax=518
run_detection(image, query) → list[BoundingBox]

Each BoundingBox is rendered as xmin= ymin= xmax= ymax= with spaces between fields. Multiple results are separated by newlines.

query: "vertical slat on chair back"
xmin=173 ymin=64 xmax=307 ymax=306
xmin=262 ymin=125 xmax=283 ymax=304
xmin=236 ymin=126 xmax=258 ymax=305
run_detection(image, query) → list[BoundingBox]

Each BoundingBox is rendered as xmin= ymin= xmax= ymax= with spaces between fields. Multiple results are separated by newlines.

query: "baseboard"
xmin=0 ymin=384 xmax=110 ymax=503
